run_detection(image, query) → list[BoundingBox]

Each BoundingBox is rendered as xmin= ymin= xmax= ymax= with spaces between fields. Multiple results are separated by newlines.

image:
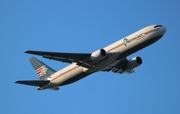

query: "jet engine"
xmin=125 ymin=56 xmax=142 ymax=69
xmin=90 ymin=49 xmax=107 ymax=62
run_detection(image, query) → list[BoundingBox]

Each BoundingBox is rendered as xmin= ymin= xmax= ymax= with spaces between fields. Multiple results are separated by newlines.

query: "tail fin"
xmin=29 ymin=57 xmax=56 ymax=80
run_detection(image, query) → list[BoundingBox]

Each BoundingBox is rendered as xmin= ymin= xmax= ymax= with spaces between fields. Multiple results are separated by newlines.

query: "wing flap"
xmin=43 ymin=55 xmax=73 ymax=63
xmin=15 ymin=80 xmax=50 ymax=87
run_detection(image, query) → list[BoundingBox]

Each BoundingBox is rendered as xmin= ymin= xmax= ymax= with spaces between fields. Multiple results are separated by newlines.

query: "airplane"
xmin=15 ymin=24 xmax=166 ymax=91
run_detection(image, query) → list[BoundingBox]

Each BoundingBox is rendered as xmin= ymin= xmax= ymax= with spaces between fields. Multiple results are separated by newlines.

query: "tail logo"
xmin=35 ymin=65 xmax=48 ymax=77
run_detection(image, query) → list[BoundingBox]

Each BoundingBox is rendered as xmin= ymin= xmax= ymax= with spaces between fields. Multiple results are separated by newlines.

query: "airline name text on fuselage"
xmin=123 ymin=33 xmax=144 ymax=46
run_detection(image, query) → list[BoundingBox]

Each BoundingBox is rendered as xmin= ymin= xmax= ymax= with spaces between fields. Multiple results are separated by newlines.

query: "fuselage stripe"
xmin=51 ymin=66 xmax=79 ymax=81
xmin=107 ymin=44 xmax=124 ymax=52
xmin=106 ymin=28 xmax=158 ymax=52
xmin=144 ymin=28 xmax=159 ymax=35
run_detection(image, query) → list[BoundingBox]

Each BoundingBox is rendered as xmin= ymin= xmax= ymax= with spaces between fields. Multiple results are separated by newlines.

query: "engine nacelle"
xmin=91 ymin=49 xmax=106 ymax=62
xmin=126 ymin=56 xmax=142 ymax=69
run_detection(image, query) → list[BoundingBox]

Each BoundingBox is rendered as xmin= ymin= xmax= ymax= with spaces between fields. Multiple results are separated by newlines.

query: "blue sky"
xmin=0 ymin=0 xmax=180 ymax=114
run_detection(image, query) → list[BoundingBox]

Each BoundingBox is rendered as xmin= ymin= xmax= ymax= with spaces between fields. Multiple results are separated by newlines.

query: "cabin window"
xmin=154 ymin=25 xmax=163 ymax=28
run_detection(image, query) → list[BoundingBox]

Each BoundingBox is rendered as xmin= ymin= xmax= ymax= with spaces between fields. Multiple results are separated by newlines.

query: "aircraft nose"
xmin=161 ymin=26 xmax=166 ymax=35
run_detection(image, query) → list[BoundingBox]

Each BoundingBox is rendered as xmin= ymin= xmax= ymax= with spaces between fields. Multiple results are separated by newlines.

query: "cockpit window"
xmin=154 ymin=25 xmax=163 ymax=28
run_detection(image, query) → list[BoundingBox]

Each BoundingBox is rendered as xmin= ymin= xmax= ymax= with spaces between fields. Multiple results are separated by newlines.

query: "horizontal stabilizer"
xmin=15 ymin=80 xmax=50 ymax=87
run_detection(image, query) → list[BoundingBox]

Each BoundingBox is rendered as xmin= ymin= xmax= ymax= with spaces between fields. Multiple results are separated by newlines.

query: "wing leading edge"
xmin=25 ymin=50 xmax=92 ymax=66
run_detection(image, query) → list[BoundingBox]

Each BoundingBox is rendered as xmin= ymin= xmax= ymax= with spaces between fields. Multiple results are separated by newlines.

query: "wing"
xmin=102 ymin=57 xmax=135 ymax=74
xmin=25 ymin=50 xmax=92 ymax=67
xmin=15 ymin=80 xmax=50 ymax=86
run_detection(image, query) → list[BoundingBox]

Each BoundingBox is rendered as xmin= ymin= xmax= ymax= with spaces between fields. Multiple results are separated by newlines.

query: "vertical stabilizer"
xmin=29 ymin=57 xmax=56 ymax=80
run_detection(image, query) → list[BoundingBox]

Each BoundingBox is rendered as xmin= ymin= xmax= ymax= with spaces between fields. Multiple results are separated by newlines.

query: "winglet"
xmin=24 ymin=50 xmax=29 ymax=53
xmin=24 ymin=50 xmax=38 ymax=54
xmin=24 ymin=50 xmax=32 ymax=53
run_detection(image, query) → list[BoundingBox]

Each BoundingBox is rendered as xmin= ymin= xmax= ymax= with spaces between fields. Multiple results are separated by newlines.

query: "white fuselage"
xmin=45 ymin=25 xmax=166 ymax=88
